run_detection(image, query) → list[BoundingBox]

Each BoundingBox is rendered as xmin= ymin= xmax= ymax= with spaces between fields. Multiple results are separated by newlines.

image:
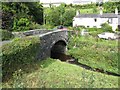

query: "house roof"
xmin=101 ymin=13 xmax=118 ymax=18
xmin=75 ymin=13 xmax=119 ymax=18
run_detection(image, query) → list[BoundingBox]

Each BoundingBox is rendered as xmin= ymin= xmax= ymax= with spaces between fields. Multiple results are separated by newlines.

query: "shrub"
xmin=101 ymin=23 xmax=113 ymax=32
xmin=42 ymin=24 xmax=54 ymax=30
xmin=115 ymin=27 xmax=119 ymax=31
xmin=12 ymin=18 xmax=31 ymax=31
xmin=1 ymin=36 xmax=40 ymax=81
xmin=87 ymin=27 xmax=98 ymax=32
xmin=29 ymin=22 xmax=43 ymax=30
xmin=88 ymin=28 xmax=104 ymax=37
xmin=0 ymin=29 xmax=14 ymax=41
xmin=73 ymin=26 xmax=85 ymax=31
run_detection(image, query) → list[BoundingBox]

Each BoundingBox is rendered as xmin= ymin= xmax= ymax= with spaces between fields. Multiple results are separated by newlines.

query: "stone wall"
xmin=12 ymin=29 xmax=52 ymax=37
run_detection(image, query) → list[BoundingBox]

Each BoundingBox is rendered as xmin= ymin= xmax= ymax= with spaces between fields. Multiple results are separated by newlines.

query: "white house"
xmin=73 ymin=8 xmax=119 ymax=31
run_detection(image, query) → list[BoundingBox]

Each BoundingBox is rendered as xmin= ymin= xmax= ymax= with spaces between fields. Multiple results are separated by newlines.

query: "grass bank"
xmin=67 ymin=35 xmax=118 ymax=74
xmin=2 ymin=58 xmax=119 ymax=88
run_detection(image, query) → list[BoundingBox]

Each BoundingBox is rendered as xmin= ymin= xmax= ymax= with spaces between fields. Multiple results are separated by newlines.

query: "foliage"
xmin=2 ymin=58 xmax=119 ymax=88
xmin=115 ymin=28 xmax=119 ymax=31
xmin=29 ymin=22 xmax=43 ymax=30
xmin=1 ymin=36 xmax=40 ymax=82
xmin=71 ymin=3 xmax=97 ymax=9
xmin=45 ymin=7 xmax=61 ymax=26
xmin=62 ymin=9 xmax=75 ymax=26
xmin=67 ymin=35 xmax=118 ymax=74
xmin=12 ymin=18 xmax=31 ymax=31
xmin=0 ymin=29 xmax=14 ymax=40
xmin=25 ymin=2 xmax=43 ymax=24
xmin=101 ymin=23 xmax=113 ymax=32
xmin=87 ymin=28 xmax=104 ymax=37
xmin=103 ymin=1 xmax=120 ymax=13
xmin=44 ymin=4 xmax=75 ymax=26
xmin=58 ymin=3 xmax=66 ymax=25
xmin=93 ymin=8 xmax=98 ymax=13
xmin=42 ymin=24 xmax=55 ymax=30
xmin=2 ymin=2 xmax=43 ymax=31
xmin=79 ymin=8 xmax=99 ymax=14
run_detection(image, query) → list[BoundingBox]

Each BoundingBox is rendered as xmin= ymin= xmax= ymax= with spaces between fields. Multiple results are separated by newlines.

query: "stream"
xmin=51 ymin=52 xmax=120 ymax=77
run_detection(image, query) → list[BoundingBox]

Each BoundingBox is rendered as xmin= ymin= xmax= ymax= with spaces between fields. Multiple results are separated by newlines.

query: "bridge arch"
xmin=35 ymin=30 xmax=71 ymax=60
xmin=50 ymin=40 xmax=67 ymax=59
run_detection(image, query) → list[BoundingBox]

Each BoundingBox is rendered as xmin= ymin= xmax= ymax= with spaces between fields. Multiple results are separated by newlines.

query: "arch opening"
xmin=50 ymin=40 xmax=67 ymax=61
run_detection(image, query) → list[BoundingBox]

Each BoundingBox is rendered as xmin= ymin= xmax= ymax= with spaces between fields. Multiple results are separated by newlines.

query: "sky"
xmin=40 ymin=0 xmax=73 ymax=4
xmin=40 ymin=0 xmax=110 ymax=4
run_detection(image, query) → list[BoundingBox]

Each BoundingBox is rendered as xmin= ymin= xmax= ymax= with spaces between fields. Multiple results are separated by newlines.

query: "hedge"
xmin=0 ymin=29 xmax=14 ymax=41
xmin=1 ymin=36 xmax=40 ymax=81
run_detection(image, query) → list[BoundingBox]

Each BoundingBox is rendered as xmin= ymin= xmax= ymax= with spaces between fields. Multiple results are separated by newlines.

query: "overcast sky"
xmin=40 ymin=0 xmax=98 ymax=4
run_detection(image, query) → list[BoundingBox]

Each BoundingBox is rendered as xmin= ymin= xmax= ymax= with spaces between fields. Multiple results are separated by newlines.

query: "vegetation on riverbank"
xmin=0 ymin=29 xmax=14 ymax=40
xmin=2 ymin=58 xmax=119 ymax=88
xmin=1 ymin=1 xmax=120 ymax=88
xmin=67 ymin=35 xmax=118 ymax=74
xmin=1 ymin=36 xmax=40 ymax=82
xmin=1 ymin=33 xmax=119 ymax=88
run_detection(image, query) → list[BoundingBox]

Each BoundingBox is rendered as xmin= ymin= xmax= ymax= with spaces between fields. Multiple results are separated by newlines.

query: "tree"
xmin=44 ymin=3 xmax=75 ymax=27
xmin=2 ymin=2 xmax=43 ymax=31
xmin=45 ymin=7 xmax=60 ymax=26
xmin=103 ymin=2 xmax=119 ymax=13
xmin=62 ymin=9 xmax=75 ymax=26
xmin=25 ymin=2 xmax=43 ymax=24
xmin=57 ymin=3 xmax=66 ymax=25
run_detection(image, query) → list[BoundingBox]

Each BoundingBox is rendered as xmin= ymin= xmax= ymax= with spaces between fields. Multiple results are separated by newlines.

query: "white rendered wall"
xmin=73 ymin=17 xmax=118 ymax=31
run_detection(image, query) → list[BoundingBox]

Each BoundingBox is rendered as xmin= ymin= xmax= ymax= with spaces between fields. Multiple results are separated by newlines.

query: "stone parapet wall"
xmin=12 ymin=29 xmax=52 ymax=38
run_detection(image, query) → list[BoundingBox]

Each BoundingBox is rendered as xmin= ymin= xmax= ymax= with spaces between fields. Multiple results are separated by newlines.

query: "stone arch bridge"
xmin=21 ymin=29 xmax=72 ymax=60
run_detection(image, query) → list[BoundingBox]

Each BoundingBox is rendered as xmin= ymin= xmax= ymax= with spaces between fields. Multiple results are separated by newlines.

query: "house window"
xmin=108 ymin=18 xmax=112 ymax=24
xmin=94 ymin=18 xmax=97 ymax=22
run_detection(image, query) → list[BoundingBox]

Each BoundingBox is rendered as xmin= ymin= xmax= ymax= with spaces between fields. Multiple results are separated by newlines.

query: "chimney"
xmin=115 ymin=8 xmax=118 ymax=14
xmin=99 ymin=6 xmax=103 ymax=15
xmin=76 ymin=10 xmax=80 ymax=16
